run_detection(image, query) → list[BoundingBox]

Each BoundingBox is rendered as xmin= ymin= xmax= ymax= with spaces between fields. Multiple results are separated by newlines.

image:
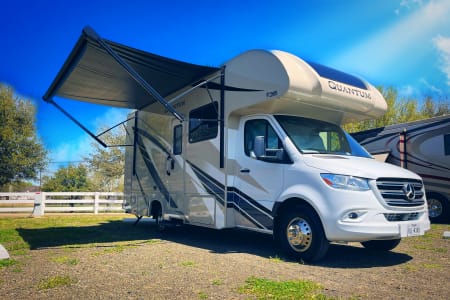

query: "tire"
xmin=361 ymin=239 xmax=401 ymax=251
xmin=277 ymin=205 xmax=329 ymax=262
xmin=151 ymin=202 xmax=165 ymax=231
xmin=427 ymin=193 xmax=450 ymax=223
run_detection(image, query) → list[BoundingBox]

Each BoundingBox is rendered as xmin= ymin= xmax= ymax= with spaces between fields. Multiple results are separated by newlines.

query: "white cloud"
xmin=331 ymin=0 xmax=450 ymax=76
xmin=433 ymin=35 xmax=450 ymax=86
xmin=420 ymin=77 xmax=444 ymax=95
xmin=92 ymin=107 xmax=131 ymax=131
xmin=398 ymin=85 xmax=418 ymax=98
xmin=395 ymin=0 xmax=424 ymax=15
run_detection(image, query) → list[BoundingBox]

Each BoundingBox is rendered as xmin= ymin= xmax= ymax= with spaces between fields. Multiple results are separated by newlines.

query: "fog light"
xmin=348 ymin=212 xmax=358 ymax=219
xmin=342 ymin=210 xmax=368 ymax=222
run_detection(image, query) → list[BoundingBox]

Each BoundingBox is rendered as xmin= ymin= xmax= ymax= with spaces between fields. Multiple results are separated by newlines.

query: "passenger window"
xmin=444 ymin=134 xmax=450 ymax=156
xmin=189 ymin=102 xmax=218 ymax=143
xmin=173 ymin=125 xmax=182 ymax=155
xmin=320 ymin=131 xmax=350 ymax=153
xmin=244 ymin=119 xmax=285 ymax=160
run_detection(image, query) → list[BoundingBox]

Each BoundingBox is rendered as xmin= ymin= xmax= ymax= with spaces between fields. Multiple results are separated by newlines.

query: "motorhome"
xmin=353 ymin=116 xmax=450 ymax=223
xmin=44 ymin=27 xmax=430 ymax=262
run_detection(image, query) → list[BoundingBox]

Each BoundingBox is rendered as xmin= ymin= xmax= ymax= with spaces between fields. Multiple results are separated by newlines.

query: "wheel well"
xmin=273 ymin=198 xmax=320 ymax=235
xmin=426 ymin=192 xmax=448 ymax=202
xmin=150 ymin=200 xmax=162 ymax=217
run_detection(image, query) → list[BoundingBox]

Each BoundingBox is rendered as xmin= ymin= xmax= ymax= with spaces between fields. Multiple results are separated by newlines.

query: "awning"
xmin=43 ymin=26 xmax=220 ymax=112
xmin=43 ymin=26 xmax=221 ymax=147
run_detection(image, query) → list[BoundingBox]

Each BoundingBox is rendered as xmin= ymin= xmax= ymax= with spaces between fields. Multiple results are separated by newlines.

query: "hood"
xmin=302 ymin=155 xmax=421 ymax=180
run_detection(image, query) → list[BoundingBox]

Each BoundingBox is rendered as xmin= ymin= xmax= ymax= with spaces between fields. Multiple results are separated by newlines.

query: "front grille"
xmin=376 ymin=178 xmax=425 ymax=207
xmin=384 ymin=212 xmax=421 ymax=222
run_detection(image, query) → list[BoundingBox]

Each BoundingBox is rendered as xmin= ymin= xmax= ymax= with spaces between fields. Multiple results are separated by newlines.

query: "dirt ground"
xmin=1 ymin=217 xmax=449 ymax=299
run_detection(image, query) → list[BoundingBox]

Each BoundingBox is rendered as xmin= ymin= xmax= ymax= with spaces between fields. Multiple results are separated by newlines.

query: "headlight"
xmin=320 ymin=173 xmax=370 ymax=191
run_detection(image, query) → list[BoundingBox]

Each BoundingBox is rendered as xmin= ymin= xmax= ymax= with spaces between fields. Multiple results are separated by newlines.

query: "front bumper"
xmin=324 ymin=206 xmax=430 ymax=242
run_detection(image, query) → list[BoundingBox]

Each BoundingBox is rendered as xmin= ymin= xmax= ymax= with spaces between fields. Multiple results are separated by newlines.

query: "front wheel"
xmin=277 ymin=205 xmax=329 ymax=262
xmin=361 ymin=239 xmax=401 ymax=251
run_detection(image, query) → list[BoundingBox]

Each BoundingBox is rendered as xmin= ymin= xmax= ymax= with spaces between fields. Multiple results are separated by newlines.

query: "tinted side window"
xmin=189 ymin=102 xmax=218 ymax=143
xmin=444 ymin=134 xmax=450 ymax=156
xmin=173 ymin=125 xmax=182 ymax=155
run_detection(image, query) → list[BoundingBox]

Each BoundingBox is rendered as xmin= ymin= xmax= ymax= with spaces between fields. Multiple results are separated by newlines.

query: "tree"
xmin=0 ymin=84 xmax=47 ymax=189
xmin=344 ymin=86 xmax=450 ymax=133
xmin=85 ymin=127 xmax=125 ymax=192
xmin=41 ymin=164 xmax=92 ymax=192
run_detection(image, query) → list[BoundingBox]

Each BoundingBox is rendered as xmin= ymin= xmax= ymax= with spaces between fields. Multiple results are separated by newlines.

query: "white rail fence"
xmin=0 ymin=192 xmax=124 ymax=216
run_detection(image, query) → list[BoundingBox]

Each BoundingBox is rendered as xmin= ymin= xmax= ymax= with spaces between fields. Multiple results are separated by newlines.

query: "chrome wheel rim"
xmin=286 ymin=217 xmax=312 ymax=252
xmin=428 ymin=198 xmax=443 ymax=218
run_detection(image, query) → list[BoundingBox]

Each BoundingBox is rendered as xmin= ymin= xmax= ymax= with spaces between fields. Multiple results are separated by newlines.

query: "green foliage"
xmin=85 ymin=127 xmax=125 ymax=192
xmin=344 ymin=87 xmax=450 ymax=133
xmin=180 ymin=260 xmax=196 ymax=267
xmin=238 ymin=276 xmax=327 ymax=299
xmin=38 ymin=275 xmax=73 ymax=290
xmin=0 ymin=84 xmax=48 ymax=188
xmin=41 ymin=164 xmax=92 ymax=192
xmin=51 ymin=256 xmax=79 ymax=265
xmin=0 ymin=259 xmax=18 ymax=268
xmin=1 ymin=181 xmax=34 ymax=192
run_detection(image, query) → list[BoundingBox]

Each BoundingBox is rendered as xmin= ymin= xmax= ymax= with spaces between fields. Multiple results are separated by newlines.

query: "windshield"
xmin=275 ymin=115 xmax=372 ymax=158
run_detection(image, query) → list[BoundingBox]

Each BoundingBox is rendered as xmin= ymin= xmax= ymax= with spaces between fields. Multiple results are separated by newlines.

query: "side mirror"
xmin=252 ymin=135 xmax=290 ymax=163
xmin=253 ymin=136 xmax=265 ymax=157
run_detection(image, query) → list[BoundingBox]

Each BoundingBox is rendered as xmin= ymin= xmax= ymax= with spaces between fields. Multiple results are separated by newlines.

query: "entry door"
xmin=165 ymin=120 xmax=185 ymax=214
xmin=233 ymin=117 xmax=286 ymax=231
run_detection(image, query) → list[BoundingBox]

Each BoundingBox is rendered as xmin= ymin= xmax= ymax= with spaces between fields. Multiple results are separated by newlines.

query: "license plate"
xmin=407 ymin=223 xmax=422 ymax=237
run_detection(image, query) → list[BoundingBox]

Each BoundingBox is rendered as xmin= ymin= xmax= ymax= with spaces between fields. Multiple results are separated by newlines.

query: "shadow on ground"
xmin=17 ymin=217 xmax=412 ymax=268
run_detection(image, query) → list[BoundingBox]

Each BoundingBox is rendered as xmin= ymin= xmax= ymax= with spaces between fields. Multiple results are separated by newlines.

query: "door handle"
xmin=240 ymin=168 xmax=250 ymax=174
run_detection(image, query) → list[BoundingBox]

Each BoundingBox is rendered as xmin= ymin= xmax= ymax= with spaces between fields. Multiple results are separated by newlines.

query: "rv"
xmin=352 ymin=116 xmax=450 ymax=223
xmin=44 ymin=27 xmax=430 ymax=262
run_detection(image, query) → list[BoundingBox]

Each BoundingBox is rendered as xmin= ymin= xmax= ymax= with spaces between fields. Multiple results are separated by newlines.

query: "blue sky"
xmin=1 ymin=0 xmax=449 ymax=172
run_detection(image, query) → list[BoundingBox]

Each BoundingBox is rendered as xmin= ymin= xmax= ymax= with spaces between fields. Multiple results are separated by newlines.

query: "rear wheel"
xmin=427 ymin=193 xmax=449 ymax=223
xmin=361 ymin=239 xmax=401 ymax=251
xmin=277 ymin=205 xmax=329 ymax=262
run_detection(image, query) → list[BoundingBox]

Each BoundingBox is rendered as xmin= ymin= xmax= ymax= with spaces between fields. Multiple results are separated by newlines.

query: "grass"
xmin=51 ymin=256 xmax=80 ymax=266
xmin=408 ymin=224 xmax=450 ymax=254
xmin=38 ymin=275 xmax=74 ymax=290
xmin=238 ymin=276 xmax=328 ymax=300
xmin=268 ymin=255 xmax=284 ymax=263
xmin=0 ymin=214 xmax=157 ymax=253
xmin=0 ymin=258 xmax=18 ymax=268
xmin=197 ymin=291 xmax=208 ymax=299
xmin=211 ymin=279 xmax=223 ymax=285
xmin=181 ymin=260 xmax=196 ymax=267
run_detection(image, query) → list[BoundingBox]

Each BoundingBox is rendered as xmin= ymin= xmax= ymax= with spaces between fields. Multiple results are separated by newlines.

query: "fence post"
xmin=32 ymin=192 xmax=45 ymax=217
xmin=94 ymin=192 xmax=99 ymax=214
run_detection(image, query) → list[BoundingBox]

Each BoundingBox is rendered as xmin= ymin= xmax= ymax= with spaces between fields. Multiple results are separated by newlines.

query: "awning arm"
xmin=48 ymin=98 xmax=136 ymax=148
xmin=167 ymin=73 xmax=222 ymax=105
xmin=47 ymin=98 xmax=107 ymax=148
xmin=83 ymin=26 xmax=184 ymax=122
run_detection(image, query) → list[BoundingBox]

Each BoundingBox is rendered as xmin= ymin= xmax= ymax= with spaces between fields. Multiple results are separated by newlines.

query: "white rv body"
xmin=43 ymin=28 xmax=430 ymax=261
xmin=123 ymin=50 xmax=430 ymax=260
xmin=353 ymin=116 xmax=450 ymax=223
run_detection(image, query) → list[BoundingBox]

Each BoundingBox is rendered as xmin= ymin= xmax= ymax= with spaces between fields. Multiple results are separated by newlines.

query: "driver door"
xmin=233 ymin=117 xmax=288 ymax=231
